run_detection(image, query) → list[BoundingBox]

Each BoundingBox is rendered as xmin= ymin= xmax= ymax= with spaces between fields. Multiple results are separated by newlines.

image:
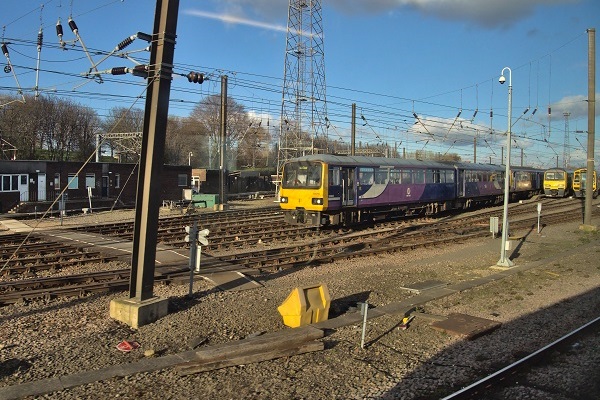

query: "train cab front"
xmin=279 ymin=159 xmax=328 ymax=226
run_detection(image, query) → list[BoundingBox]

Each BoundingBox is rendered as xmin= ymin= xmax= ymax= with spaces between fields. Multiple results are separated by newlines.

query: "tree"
xmin=189 ymin=94 xmax=251 ymax=170
xmin=236 ymin=122 xmax=272 ymax=168
xmin=100 ymin=107 xmax=145 ymax=163
xmin=0 ymin=95 xmax=99 ymax=161
xmin=164 ymin=115 xmax=209 ymax=166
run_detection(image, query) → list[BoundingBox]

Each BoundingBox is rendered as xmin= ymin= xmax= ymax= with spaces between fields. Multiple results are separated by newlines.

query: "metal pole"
xmin=129 ymin=0 xmax=179 ymax=300
xmin=219 ymin=75 xmax=228 ymax=207
xmin=497 ymin=67 xmax=514 ymax=267
xmin=584 ymin=28 xmax=596 ymax=228
xmin=351 ymin=103 xmax=356 ymax=156
xmin=187 ymin=221 xmax=197 ymax=297
xmin=360 ymin=301 xmax=368 ymax=349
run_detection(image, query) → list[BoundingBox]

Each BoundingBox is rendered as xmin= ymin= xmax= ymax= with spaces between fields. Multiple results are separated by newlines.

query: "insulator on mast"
xmin=37 ymin=29 xmax=43 ymax=50
xmin=136 ymin=32 xmax=152 ymax=42
xmin=110 ymin=65 xmax=148 ymax=78
xmin=110 ymin=67 xmax=127 ymax=75
xmin=56 ymin=18 xmax=65 ymax=49
xmin=68 ymin=18 xmax=78 ymax=34
xmin=131 ymin=65 xmax=148 ymax=78
xmin=1 ymin=43 xmax=9 ymax=57
xmin=56 ymin=19 xmax=63 ymax=38
xmin=117 ymin=35 xmax=135 ymax=51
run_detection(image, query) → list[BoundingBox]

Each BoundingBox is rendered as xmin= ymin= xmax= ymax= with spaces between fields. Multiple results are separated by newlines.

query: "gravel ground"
xmin=1 ymin=203 xmax=599 ymax=400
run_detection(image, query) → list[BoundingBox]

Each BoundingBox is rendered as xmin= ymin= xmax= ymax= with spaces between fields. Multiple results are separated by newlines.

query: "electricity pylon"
xmin=277 ymin=0 xmax=328 ymax=183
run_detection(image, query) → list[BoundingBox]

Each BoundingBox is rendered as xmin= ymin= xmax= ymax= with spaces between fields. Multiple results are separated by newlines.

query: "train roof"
xmin=544 ymin=167 xmax=573 ymax=172
xmin=285 ymin=154 xmax=515 ymax=171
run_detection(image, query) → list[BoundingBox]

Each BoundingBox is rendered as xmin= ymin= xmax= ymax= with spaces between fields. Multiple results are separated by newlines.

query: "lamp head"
xmin=499 ymin=75 xmax=506 ymax=84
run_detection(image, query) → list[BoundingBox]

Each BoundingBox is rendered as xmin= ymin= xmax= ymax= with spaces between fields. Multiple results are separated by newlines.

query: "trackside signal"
xmin=187 ymin=71 xmax=204 ymax=84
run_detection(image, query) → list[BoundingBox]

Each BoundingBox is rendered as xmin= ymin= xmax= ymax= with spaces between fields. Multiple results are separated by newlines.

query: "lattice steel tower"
xmin=277 ymin=0 xmax=328 ymax=178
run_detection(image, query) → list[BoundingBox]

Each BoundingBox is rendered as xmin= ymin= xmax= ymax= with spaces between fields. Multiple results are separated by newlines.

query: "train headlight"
xmin=280 ymin=196 xmax=288 ymax=203
xmin=312 ymin=198 xmax=323 ymax=205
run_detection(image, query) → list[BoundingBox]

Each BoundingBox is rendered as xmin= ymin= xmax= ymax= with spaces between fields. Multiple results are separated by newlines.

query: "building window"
xmin=0 ymin=174 xmax=20 ymax=191
xmin=178 ymin=174 xmax=187 ymax=187
xmin=67 ymin=173 xmax=79 ymax=189
xmin=86 ymin=173 xmax=95 ymax=188
xmin=2 ymin=175 xmax=11 ymax=191
xmin=114 ymin=173 xmax=120 ymax=188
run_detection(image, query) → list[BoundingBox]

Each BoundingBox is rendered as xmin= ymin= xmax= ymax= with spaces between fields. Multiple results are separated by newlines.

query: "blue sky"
xmin=1 ymin=0 xmax=598 ymax=169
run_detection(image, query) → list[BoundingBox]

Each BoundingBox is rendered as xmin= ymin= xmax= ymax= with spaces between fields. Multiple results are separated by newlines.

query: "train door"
xmin=458 ymin=169 xmax=465 ymax=197
xmin=341 ymin=167 xmax=355 ymax=206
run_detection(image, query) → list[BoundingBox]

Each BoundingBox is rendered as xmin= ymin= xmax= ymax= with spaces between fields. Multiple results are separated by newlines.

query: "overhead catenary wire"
xmin=0 ymin=4 xmax=590 ymax=168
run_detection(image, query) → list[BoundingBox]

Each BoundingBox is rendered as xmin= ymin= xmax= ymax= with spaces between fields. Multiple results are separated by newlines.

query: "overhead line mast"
xmin=277 ymin=0 xmax=328 ymax=186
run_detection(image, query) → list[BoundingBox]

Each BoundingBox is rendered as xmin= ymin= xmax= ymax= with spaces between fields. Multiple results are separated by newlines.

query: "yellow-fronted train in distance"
xmin=543 ymin=168 xmax=573 ymax=198
xmin=572 ymin=168 xmax=598 ymax=199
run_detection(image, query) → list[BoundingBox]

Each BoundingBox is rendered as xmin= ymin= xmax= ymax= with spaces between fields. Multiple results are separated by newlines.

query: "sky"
xmin=0 ymin=0 xmax=598 ymax=169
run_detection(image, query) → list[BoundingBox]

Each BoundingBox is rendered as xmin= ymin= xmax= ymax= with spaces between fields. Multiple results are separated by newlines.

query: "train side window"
xmin=375 ymin=168 xmax=388 ymax=184
xmin=446 ymin=170 xmax=455 ymax=183
xmin=413 ymin=169 xmax=425 ymax=184
xmin=471 ymin=171 xmax=475 ymax=182
xmin=401 ymin=170 xmax=412 ymax=184
xmin=358 ymin=168 xmax=374 ymax=185
xmin=426 ymin=169 xmax=441 ymax=184
xmin=425 ymin=170 xmax=434 ymax=184
xmin=390 ymin=169 xmax=400 ymax=184
xmin=329 ymin=168 xmax=340 ymax=186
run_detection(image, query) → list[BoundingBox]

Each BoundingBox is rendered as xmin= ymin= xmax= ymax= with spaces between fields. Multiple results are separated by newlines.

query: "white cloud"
xmin=184 ymin=9 xmax=287 ymax=33
xmin=213 ymin=0 xmax=580 ymax=27
xmin=550 ymin=93 xmax=598 ymax=119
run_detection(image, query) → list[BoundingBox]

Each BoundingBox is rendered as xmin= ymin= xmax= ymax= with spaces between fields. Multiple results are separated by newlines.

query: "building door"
xmin=18 ymin=175 xmax=28 ymax=202
xmin=37 ymin=173 xmax=46 ymax=201
xmin=102 ymin=175 xmax=109 ymax=197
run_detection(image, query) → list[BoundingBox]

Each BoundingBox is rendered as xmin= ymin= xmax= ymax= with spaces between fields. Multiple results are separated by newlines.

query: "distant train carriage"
xmin=572 ymin=168 xmax=598 ymax=198
xmin=543 ymin=168 xmax=573 ymax=197
xmin=512 ymin=167 xmax=544 ymax=200
xmin=279 ymin=155 xmax=541 ymax=226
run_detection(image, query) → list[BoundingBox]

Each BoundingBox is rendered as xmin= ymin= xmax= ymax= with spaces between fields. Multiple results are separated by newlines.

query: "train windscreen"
xmin=545 ymin=171 xmax=564 ymax=180
xmin=282 ymin=162 xmax=322 ymax=189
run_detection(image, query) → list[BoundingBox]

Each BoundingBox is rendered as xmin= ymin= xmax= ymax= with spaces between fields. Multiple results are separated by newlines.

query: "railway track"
xmin=0 ymin=198 xmax=595 ymax=306
xmin=442 ymin=315 xmax=600 ymax=399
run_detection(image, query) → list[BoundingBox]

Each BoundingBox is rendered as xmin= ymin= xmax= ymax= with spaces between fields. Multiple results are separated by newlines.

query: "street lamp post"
xmin=497 ymin=67 xmax=514 ymax=267
xmin=188 ymin=152 xmax=193 ymax=166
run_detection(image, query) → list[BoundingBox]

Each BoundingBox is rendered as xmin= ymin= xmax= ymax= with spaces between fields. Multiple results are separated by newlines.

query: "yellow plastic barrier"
xmin=277 ymin=284 xmax=331 ymax=328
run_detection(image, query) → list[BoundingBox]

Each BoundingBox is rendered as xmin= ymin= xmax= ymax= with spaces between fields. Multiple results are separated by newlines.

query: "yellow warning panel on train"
xmin=277 ymin=284 xmax=331 ymax=328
